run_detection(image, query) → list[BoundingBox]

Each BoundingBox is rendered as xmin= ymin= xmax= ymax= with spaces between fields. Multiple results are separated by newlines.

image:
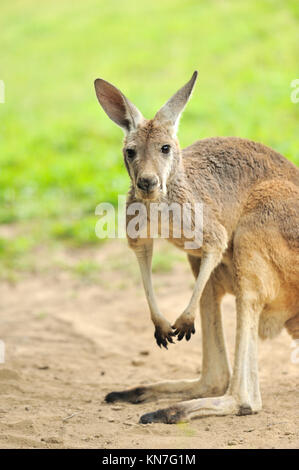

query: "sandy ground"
xmin=0 ymin=240 xmax=298 ymax=449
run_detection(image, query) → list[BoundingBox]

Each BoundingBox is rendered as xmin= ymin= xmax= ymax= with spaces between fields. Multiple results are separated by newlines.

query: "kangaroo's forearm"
xmin=134 ymin=242 xmax=166 ymax=325
xmin=136 ymin=250 xmax=162 ymax=325
xmin=132 ymin=241 xmax=175 ymax=348
xmin=173 ymin=250 xmax=224 ymax=340
xmin=187 ymin=251 xmax=222 ymax=316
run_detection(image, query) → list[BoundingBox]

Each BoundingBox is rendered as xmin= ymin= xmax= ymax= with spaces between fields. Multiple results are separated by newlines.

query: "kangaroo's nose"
xmin=137 ymin=176 xmax=159 ymax=192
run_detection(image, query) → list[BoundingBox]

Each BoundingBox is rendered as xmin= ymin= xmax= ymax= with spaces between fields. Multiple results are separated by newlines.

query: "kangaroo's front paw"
xmin=172 ymin=313 xmax=195 ymax=341
xmin=154 ymin=320 xmax=175 ymax=349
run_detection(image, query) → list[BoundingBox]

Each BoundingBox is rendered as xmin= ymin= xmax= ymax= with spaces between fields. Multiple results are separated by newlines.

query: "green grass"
xmin=0 ymin=0 xmax=298 ymax=269
xmin=0 ymin=235 xmax=34 ymax=279
xmin=71 ymin=259 xmax=101 ymax=281
xmin=152 ymin=250 xmax=186 ymax=274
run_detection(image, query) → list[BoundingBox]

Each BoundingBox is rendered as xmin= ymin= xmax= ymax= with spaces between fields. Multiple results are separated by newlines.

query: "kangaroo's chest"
xmin=146 ymin=208 xmax=203 ymax=257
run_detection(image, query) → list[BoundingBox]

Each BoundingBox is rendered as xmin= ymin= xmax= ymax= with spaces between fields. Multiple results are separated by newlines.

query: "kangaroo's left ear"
xmin=154 ymin=71 xmax=198 ymax=135
xmin=94 ymin=78 xmax=144 ymax=134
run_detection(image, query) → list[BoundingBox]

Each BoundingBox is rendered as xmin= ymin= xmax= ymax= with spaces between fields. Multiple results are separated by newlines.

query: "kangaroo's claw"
xmin=172 ymin=313 xmax=196 ymax=341
xmin=154 ymin=324 xmax=176 ymax=349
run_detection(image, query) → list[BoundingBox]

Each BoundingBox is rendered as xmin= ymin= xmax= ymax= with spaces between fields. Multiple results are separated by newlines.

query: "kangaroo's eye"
xmin=161 ymin=144 xmax=171 ymax=154
xmin=126 ymin=148 xmax=136 ymax=159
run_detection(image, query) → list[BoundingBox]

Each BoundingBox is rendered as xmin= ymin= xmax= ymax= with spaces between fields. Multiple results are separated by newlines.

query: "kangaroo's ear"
xmin=154 ymin=71 xmax=198 ymax=134
xmin=94 ymin=78 xmax=144 ymax=134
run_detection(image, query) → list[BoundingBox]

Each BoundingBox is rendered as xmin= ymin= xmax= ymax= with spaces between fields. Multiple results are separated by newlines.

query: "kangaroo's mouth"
xmin=135 ymin=179 xmax=163 ymax=201
xmin=135 ymin=187 xmax=161 ymax=201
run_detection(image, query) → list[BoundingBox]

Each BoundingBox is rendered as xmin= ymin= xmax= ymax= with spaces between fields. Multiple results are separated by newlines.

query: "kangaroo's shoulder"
xmin=182 ymin=136 xmax=299 ymax=186
xmin=183 ymin=136 xmax=285 ymax=163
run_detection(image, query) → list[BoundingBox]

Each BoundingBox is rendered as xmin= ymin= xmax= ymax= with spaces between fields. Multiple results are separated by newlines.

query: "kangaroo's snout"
xmin=137 ymin=175 xmax=159 ymax=193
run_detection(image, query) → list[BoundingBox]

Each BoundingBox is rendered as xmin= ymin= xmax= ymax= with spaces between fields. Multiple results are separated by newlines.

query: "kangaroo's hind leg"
xmin=139 ymin=292 xmax=263 ymax=424
xmin=186 ymin=255 xmax=231 ymax=396
xmin=105 ymin=257 xmax=231 ymax=404
xmin=138 ymin=229 xmax=267 ymax=424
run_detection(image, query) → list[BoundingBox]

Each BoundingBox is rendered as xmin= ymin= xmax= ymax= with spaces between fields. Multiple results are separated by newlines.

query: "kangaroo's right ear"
xmin=154 ymin=71 xmax=198 ymax=135
xmin=94 ymin=79 xmax=144 ymax=134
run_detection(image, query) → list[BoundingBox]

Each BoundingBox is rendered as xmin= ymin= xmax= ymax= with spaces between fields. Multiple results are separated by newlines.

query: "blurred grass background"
xmin=0 ymin=0 xmax=298 ymax=276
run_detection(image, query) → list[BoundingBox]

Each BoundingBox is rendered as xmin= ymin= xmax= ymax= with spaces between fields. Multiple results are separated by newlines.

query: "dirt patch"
xmin=0 ymin=240 xmax=298 ymax=448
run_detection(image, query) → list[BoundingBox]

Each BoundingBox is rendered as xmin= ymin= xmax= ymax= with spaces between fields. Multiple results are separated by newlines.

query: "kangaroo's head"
xmin=94 ymin=72 xmax=198 ymax=201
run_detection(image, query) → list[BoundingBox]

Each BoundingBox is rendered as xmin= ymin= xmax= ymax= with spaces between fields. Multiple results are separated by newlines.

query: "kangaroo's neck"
xmin=165 ymin=159 xmax=195 ymax=207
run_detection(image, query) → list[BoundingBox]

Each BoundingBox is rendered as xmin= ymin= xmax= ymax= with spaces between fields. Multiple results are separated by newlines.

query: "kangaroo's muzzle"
xmin=137 ymin=176 xmax=159 ymax=194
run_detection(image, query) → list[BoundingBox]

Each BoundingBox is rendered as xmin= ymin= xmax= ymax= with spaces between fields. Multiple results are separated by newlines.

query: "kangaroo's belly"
xmin=167 ymin=236 xmax=203 ymax=258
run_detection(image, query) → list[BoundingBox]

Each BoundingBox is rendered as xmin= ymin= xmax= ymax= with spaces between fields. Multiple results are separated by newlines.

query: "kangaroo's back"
xmin=183 ymin=136 xmax=299 ymax=188
xmin=182 ymin=137 xmax=299 ymax=234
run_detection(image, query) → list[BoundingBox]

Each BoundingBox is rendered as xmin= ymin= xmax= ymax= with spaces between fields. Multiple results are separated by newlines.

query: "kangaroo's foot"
xmin=139 ymin=394 xmax=261 ymax=424
xmin=105 ymin=387 xmax=150 ymax=404
xmin=105 ymin=376 xmax=230 ymax=405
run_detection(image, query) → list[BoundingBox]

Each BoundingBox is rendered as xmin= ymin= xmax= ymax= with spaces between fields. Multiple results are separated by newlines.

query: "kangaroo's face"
xmin=94 ymin=71 xmax=197 ymax=201
xmin=123 ymin=120 xmax=180 ymax=201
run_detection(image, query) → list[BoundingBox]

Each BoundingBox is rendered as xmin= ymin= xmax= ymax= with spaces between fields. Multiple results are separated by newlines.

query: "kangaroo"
xmin=94 ymin=72 xmax=299 ymax=424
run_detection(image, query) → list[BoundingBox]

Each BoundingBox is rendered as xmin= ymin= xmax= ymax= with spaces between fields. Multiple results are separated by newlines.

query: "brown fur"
xmin=126 ymin=129 xmax=299 ymax=340
xmin=95 ymin=73 xmax=299 ymax=422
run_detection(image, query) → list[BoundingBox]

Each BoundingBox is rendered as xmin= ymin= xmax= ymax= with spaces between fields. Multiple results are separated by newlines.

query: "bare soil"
xmin=0 ymin=240 xmax=298 ymax=449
